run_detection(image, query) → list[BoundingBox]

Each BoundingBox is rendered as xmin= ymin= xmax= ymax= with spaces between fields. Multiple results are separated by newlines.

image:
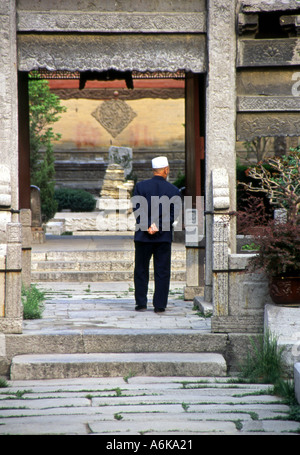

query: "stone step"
xmin=6 ymin=332 xmax=227 ymax=357
xmin=31 ymin=249 xmax=186 ymax=262
xmin=31 ymin=269 xmax=186 ymax=282
xmin=10 ymin=353 xmax=227 ymax=380
xmin=31 ymin=248 xmax=186 ymax=281
xmin=31 ymin=259 xmax=186 ymax=272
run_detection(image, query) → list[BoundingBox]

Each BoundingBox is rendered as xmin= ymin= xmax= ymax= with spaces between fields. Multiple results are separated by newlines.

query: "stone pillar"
xmin=31 ymin=186 xmax=45 ymax=244
xmin=20 ymin=209 xmax=32 ymax=288
xmin=204 ymin=0 xmax=237 ymax=303
xmin=0 ymin=1 xmax=23 ymax=334
xmin=211 ymin=169 xmax=230 ymax=317
xmin=184 ymin=201 xmax=205 ymax=300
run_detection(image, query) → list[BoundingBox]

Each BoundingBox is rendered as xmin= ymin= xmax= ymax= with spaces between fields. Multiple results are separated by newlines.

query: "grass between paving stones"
xmin=0 ymin=378 xmax=8 ymax=388
xmin=238 ymin=330 xmax=300 ymax=403
xmin=2 ymin=291 xmax=300 ymax=432
xmin=0 ymin=377 xmax=298 ymax=434
xmin=22 ymin=284 xmax=45 ymax=319
xmin=35 ymin=284 xmax=188 ymax=305
xmin=176 ymin=375 xmax=300 ymax=432
xmin=237 ymin=330 xmax=300 ymax=431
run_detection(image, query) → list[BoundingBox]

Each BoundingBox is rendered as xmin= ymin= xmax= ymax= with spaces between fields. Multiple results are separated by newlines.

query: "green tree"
xmin=28 ymin=73 xmax=67 ymax=222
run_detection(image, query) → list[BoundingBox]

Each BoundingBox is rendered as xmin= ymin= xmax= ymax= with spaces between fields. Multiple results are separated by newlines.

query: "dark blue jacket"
xmin=132 ymin=175 xmax=181 ymax=243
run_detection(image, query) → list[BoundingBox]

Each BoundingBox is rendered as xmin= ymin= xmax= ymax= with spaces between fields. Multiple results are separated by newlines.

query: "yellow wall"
xmin=52 ymin=97 xmax=185 ymax=151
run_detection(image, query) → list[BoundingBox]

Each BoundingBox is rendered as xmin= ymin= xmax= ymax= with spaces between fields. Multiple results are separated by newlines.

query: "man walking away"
xmin=132 ymin=156 xmax=181 ymax=313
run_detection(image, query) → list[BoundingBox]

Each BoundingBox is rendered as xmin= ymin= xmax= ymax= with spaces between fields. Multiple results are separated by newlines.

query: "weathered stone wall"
xmin=50 ymin=97 xmax=185 ymax=153
xmin=237 ymin=1 xmax=300 ymax=141
xmin=204 ymin=0 xmax=237 ymax=304
xmin=0 ymin=1 xmax=23 ymax=334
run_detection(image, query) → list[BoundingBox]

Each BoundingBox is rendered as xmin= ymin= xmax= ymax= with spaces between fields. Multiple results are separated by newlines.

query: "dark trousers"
xmin=134 ymin=241 xmax=172 ymax=309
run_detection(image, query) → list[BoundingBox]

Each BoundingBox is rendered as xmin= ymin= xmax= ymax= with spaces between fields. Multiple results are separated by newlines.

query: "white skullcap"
xmin=152 ymin=156 xmax=169 ymax=169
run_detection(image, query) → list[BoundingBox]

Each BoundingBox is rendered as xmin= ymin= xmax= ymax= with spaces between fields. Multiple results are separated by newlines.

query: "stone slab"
xmin=193 ymin=296 xmax=213 ymax=317
xmin=5 ymin=332 xmax=227 ymax=358
xmin=264 ymin=304 xmax=300 ymax=373
xmin=10 ymin=353 xmax=227 ymax=380
xmin=184 ymin=286 xmax=204 ymax=301
xmin=88 ymin=419 xmax=237 ymax=435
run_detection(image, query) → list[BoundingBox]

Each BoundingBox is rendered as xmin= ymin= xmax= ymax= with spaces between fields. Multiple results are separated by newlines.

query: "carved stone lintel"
xmin=17 ymin=11 xmax=207 ymax=34
xmin=51 ymin=88 xmax=185 ymax=101
xmin=18 ymin=33 xmax=206 ymax=73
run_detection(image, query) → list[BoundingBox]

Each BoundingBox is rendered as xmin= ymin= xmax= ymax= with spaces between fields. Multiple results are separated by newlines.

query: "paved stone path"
xmin=22 ymin=281 xmax=209 ymax=333
xmin=0 ymin=376 xmax=299 ymax=436
xmin=1 ymin=281 xmax=299 ymax=436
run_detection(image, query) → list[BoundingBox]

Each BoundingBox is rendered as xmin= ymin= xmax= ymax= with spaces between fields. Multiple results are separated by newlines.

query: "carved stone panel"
xmin=17 ymin=33 xmax=206 ymax=73
xmin=17 ymin=11 xmax=206 ymax=33
xmin=236 ymin=68 xmax=300 ymax=136
xmin=16 ymin=0 xmax=206 ymax=13
xmin=237 ymin=96 xmax=300 ymax=111
xmin=237 ymin=38 xmax=300 ymax=67
xmin=92 ymin=100 xmax=137 ymax=138
xmin=237 ymin=112 xmax=300 ymax=141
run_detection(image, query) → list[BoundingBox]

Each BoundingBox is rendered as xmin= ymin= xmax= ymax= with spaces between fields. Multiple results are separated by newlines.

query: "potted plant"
xmin=238 ymin=147 xmax=300 ymax=306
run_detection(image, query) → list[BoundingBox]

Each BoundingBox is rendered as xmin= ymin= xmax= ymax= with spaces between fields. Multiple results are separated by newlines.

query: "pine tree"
xmin=28 ymin=73 xmax=67 ymax=222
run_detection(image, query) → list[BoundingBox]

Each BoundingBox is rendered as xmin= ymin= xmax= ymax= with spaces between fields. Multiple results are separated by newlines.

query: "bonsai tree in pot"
xmin=238 ymin=147 xmax=300 ymax=305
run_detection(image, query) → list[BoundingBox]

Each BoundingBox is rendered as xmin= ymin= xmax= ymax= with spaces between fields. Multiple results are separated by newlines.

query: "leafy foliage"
xmin=241 ymin=148 xmax=300 ymax=225
xmin=239 ymin=329 xmax=286 ymax=384
xmin=22 ymin=284 xmax=45 ymax=320
xmin=248 ymin=220 xmax=300 ymax=277
xmin=29 ymin=74 xmax=67 ymax=222
xmin=237 ymin=193 xmax=271 ymax=234
xmin=173 ymin=172 xmax=185 ymax=189
xmin=238 ymin=148 xmax=300 ymax=277
xmin=54 ymin=188 xmax=96 ymax=212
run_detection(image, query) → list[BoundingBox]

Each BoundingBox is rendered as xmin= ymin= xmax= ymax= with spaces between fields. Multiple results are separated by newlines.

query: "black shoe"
xmin=154 ymin=307 xmax=165 ymax=313
xmin=135 ymin=305 xmax=147 ymax=312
